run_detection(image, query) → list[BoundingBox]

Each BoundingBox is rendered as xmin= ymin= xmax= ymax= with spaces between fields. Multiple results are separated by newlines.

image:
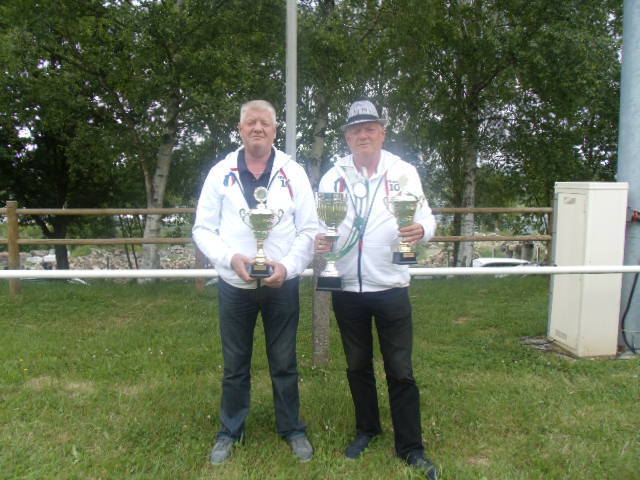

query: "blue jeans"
xmin=217 ymin=278 xmax=306 ymax=441
xmin=332 ymin=287 xmax=424 ymax=459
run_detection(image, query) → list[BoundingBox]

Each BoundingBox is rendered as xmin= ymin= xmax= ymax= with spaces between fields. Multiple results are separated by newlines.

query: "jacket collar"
xmin=335 ymin=149 xmax=400 ymax=180
xmin=227 ymin=146 xmax=291 ymax=178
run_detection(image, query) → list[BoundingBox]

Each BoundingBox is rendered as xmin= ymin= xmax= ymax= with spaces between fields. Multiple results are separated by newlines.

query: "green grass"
xmin=1 ymin=277 xmax=638 ymax=479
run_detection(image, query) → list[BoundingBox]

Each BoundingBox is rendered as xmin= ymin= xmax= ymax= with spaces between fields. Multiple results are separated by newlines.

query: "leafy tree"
xmin=2 ymin=0 xmax=286 ymax=271
xmin=501 ymin=1 xmax=621 ymax=208
xmin=384 ymin=0 xmax=620 ymax=265
xmin=0 ymin=12 xmax=130 ymax=268
xmin=297 ymin=0 xmax=398 ymax=365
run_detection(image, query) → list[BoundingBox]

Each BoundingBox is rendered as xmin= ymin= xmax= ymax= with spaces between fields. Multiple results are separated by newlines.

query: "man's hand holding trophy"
xmin=315 ymin=192 xmax=348 ymax=291
xmin=384 ymin=184 xmax=424 ymax=265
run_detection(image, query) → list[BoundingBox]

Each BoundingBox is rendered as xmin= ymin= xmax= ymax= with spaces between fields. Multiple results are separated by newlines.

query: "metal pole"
xmin=3 ymin=265 xmax=640 ymax=280
xmin=285 ymin=0 xmax=297 ymax=159
xmin=617 ymin=0 xmax=640 ymax=352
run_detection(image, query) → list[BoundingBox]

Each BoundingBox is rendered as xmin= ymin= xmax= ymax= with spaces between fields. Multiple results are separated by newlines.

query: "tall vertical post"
xmin=617 ymin=0 xmax=640 ymax=353
xmin=7 ymin=201 xmax=21 ymax=295
xmin=194 ymin=246 xmax=206 ymax=292
xmin=285 ymin=0 xmax=297 ymax=159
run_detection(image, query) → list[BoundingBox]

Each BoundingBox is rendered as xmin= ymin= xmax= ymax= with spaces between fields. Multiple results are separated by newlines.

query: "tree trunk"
xmin=456 ymin=135 xmax=478 ymax=267
xmin=312 ymin=256 xmax=332 ymax=366
xmin=308 ymin=92 xmax=332 ymax=366
xmin=33 ymin=215 xmax=70 ymax=269
xmin=140 ymin=96 xmax=180 ymax=278
xmin=307 ymin=96 xmax=328 ymax=189
xmin=51 ymin=217 xmax=70 ymax=270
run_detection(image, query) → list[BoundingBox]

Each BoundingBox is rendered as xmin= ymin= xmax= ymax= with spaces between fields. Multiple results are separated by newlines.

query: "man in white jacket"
xmin=315 ymin=100 xmax=438 ymax=479
xmin=193 ymin=100 xmax=317 ymax=464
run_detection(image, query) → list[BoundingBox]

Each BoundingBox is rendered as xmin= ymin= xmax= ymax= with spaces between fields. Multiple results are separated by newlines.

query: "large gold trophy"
xmin=316 ymin=192 xmax=348 ymax=291
xmin=240 ymin=187 xmax=283 ymax=278
xmin=384 ymin=191 xmax=423 ymax=265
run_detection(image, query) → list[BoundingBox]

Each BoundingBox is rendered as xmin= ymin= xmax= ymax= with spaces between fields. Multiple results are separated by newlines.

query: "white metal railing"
xmin=2 ymin=265 xmax=640 ymax=280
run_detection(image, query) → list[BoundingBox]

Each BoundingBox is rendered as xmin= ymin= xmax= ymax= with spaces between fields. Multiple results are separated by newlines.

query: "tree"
xmin=385 ymin=0 xmax=620 ymax=264
xmin=2 ymin=0 xmax=286 ymax=272
xmin=501 ymin=1 xmax=621 ymax=208
xmin=0 ymin=12 xmax=130 ymax=267
xmin=298 ymin=0 xmax=393 ymax=365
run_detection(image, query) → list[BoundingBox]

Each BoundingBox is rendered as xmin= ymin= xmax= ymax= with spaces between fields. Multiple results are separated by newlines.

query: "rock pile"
xmin=2 ymin=241 xmax=543 ymax=271
xmin=4 ymin=245 xmax=198 ymax=270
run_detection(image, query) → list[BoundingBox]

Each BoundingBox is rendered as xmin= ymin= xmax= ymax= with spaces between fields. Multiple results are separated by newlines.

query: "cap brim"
xmin=341 ymin=118 xmax=387 ymax=132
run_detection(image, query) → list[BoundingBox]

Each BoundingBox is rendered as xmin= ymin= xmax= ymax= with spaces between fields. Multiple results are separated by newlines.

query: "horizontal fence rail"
xmin=0 ymin=207 xmax=552 ymax=215
xmin=1 ymin=205 xmax=553 ymax=246
xmin=1 ymin=201 xmax=554 ymax=294
xmin=14 ymin=237 xmax=193 ymax=246
xmin=4 ymin=236 xmax=553 ymax=246
xmin=1 ymin=265 xmax=638 ymax=280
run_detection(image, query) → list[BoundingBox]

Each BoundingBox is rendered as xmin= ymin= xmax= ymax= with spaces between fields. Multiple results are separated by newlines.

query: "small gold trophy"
xmin=240 ymin=186 xmax=283 ymax=278
xmin=384 ymin=191 xmax=423 ymax=265
xmin=316 ymin=192 xmax=348 ymax=291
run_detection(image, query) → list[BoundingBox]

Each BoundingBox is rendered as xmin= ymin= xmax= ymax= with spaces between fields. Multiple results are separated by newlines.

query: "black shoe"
xmin=407 ymin=454 xmax=439 ymax=480
xmin=345 ymin=434 xmax=376 ymax=459
xmin=209 ymin=436 xmax=234 ymax=465
xmin=289 ymin=433 xmax=314 ymax=462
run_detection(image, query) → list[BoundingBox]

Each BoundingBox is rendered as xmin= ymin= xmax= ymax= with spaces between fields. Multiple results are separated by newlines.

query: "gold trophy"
xmin=384 ymin=191 xmax=423 ymax=265
xmin=316 ymin=192 xmax=348 ymax=291
xmin=240 ymin=186 xmax=283 ymax=278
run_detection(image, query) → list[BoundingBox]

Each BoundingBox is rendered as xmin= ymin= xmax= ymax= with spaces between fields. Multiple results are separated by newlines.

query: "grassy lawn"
xmin=1 ymin=276 xmax=638 ymax=479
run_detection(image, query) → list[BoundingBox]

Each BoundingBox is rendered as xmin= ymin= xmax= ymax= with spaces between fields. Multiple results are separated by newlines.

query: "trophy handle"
xmin=273 ymin=209 xmax=284 ymax=227
xmin=239 ymin=208 xmax=251 ymax=229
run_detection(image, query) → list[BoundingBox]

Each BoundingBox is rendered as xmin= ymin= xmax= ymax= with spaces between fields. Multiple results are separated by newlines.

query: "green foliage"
xmin=384 ymin=0 xmax=620 ymax=220
xmin=0 ymin=0 xmax=286 ymax=213
xmin=69 ymin=245 xmax=93 ymax=258
xmin=0 ymin=277 xmax=638 ymax=478
xmin=0 ymin=0 xmax=624 ymax=223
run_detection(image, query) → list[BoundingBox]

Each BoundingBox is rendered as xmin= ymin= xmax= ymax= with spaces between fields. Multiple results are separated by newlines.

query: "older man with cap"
xmin=315 ymin=99 xmax=439 ymax=479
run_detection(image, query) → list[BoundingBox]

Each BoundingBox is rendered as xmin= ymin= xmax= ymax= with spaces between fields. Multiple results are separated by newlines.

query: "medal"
xmin=353 ymin=182 xmax=367 ymax=198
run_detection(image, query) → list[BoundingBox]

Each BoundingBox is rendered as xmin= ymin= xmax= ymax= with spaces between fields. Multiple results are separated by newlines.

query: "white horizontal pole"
xmin=2 ymin=265 xmax=640 ymax=280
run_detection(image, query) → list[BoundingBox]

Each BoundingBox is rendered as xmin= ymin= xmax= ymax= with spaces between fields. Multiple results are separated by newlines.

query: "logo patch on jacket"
xmin=277 ymin=173 xmax=289 ymax=188
xmin=223 ymin=172 xmax=237 ymax=187
xmin=387 ymin=180 xmax=401 ymax=192
xmin=333 ymin=177 xmax=347 ymax=192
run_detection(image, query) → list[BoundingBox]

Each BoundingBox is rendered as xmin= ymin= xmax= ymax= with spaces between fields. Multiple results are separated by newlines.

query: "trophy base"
xmin=392 ymin=251 xmax=418 ymax=265
xmin=316 ymin=275 xmax=343 ymax=291
xmin=250 ymin=264 xmax=273 ymax=278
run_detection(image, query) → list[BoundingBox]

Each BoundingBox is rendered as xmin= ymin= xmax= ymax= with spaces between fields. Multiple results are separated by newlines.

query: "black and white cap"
xmin=341 ymin=100 xmax=388 ymax=131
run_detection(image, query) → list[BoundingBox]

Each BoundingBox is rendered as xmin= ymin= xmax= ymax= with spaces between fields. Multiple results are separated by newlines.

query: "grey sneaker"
xmin=289 ymin=434 xmax=314 ymax=462
xmin=209 ymin=436 xmax=234 ymax=465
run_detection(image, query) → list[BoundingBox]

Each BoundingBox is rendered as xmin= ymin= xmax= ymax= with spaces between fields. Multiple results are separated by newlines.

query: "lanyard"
xmin=332 ymin=167 xmax=388 ymax=258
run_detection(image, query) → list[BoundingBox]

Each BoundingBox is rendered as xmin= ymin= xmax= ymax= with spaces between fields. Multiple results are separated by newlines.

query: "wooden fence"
xmin=1 ymin=200 xmax=553 ymax=295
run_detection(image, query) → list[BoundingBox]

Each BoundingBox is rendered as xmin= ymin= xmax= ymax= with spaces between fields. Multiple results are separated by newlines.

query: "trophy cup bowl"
xmin=240 ymin=187 xmax=283 ymax=278
xmin=316 ymin=192 xmax=348 ymax=291
xmin=384 ymin=193 xmax=422 ymax=265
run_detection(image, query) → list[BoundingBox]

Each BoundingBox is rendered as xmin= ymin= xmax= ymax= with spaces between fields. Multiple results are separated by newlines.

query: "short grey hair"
xmin=240 ymin=100 xmax=277 ymax=125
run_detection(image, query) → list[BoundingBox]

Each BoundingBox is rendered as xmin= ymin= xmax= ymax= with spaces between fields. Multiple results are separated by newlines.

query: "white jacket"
xmin=193 ymin=147 xmax=318 ymax=289
xmin=318 ymin=150 xmax=437 ymax=292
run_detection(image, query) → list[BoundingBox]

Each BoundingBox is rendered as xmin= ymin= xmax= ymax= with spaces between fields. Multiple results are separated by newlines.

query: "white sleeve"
xmin=278 ymin=166 xmax=319 ymax=278
xmin=407 ymin=165 xmax=437 ymax=243
xmin=192 ymin=168 xmax=234 ymax=269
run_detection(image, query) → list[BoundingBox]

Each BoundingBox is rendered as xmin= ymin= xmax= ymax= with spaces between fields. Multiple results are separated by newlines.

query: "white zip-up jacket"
xmin=318 ymin=150 xmax=437 ymax=292
xmin=193 ymin=147 xmax=318 ymax=289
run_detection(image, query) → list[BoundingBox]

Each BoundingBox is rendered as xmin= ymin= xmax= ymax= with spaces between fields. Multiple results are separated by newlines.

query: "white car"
xmin=472 ymin=257 xmax=532 ymax=268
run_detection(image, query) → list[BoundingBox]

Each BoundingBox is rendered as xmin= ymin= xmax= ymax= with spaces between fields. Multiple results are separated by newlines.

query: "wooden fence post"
xmin=7 ymin=201 xmax=21 ymax=295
